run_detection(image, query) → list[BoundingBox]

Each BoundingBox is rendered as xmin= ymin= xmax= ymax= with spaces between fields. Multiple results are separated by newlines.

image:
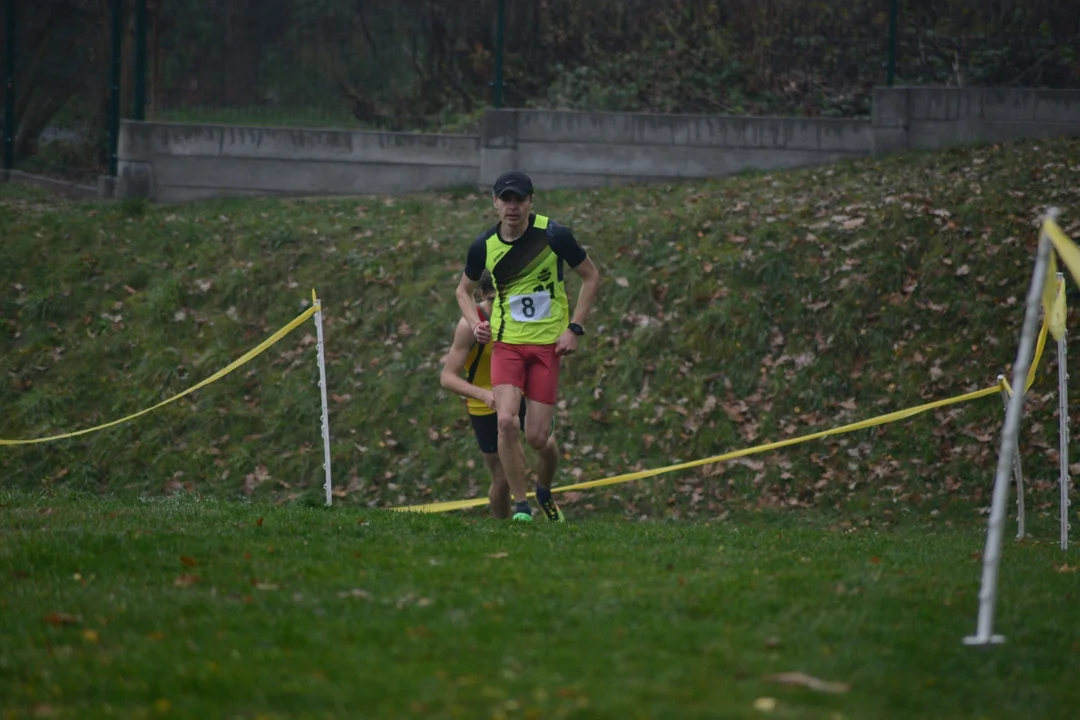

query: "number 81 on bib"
xmin=509 ymin=291 xmax=552 ymax=322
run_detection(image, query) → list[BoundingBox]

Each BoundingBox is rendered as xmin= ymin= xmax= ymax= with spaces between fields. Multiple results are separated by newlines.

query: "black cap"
xmin=493 ymin=170 xmax=534 ymax=198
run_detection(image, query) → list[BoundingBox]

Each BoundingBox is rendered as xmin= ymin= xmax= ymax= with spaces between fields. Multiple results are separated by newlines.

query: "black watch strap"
xmin=568 ymin=322 xmax=585 ymax=336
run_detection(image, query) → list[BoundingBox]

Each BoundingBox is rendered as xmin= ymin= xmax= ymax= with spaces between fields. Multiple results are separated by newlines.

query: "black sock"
xmin=536 ymin=485 xmax=552 ymax=506
xmin=514 ymin=500 xmax=531 ymax=516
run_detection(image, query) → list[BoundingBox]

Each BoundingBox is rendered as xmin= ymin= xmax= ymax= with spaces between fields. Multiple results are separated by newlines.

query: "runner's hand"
xmin=472 ymin=320 xmax=491 ymax=344
xmin=555 ymin=329 xmax=578 ymax=356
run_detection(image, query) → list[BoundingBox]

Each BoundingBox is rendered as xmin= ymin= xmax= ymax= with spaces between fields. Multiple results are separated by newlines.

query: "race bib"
xmin=509 ymin=292 xmax=552 ymax=322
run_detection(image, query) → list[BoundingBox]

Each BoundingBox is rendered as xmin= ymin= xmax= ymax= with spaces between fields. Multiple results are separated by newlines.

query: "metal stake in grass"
xmin=997 ymin=374 xmax=1025 ymax=540
xmin=314 ymin=290 xmax=334 ymax=507
xmin=1056 ymin=272 xmax=1070 ymax=551
xmin=965 ymin=208 xmax=1060 ymax=647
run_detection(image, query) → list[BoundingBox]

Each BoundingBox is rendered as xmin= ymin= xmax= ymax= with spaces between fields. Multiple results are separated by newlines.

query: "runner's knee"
xmin=497 ymin=412 xmax=521 ymax=437
xmin=524 ymin=426 xmax=550 ymax=450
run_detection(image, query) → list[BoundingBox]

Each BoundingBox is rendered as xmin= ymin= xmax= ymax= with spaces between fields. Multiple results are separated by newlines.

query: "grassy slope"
xmin=2 ymin=493 xmax=1079 ymax=719
xmin=2 ymin=138 xmax=1080 ymax=525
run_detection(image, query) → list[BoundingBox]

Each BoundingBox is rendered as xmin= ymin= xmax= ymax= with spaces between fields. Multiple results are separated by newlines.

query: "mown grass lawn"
xmin=4 ymin=135 xmax=1080 ymax=719
xmin=2 ymin=491 xmax=1078 ymax=719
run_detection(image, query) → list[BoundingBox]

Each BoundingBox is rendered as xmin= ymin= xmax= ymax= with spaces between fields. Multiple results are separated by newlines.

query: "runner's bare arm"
xmin=554 ymin=255 xmax=600 ymax=356
xmin=439 ymin=318 xmax=495 ymax=408
xmin=455 ymin=274 xmax=481 ymax=329
xmin=455 ymin=273 xmax=491 ymax=343
xmin=569 ymin=256 xmax=601 ymax=327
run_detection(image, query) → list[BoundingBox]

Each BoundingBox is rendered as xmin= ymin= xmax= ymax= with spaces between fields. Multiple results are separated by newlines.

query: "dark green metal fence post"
xmin=107 ymin=0 xmax=122 ymax=176
xmin=887 ymin=0 xmax=898 ymax=86
xmin=3 ymin=0 xmax=15 ymax=172
xmin=134 ymin=0 xmax=147 ymax=121
xmin=493 ymin=0 xmax=505 ymax=108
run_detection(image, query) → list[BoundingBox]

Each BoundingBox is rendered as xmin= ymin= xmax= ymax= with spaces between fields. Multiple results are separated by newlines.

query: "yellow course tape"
xmin=394 ymin=382 xmax=1005 ymax=514
xmin=1026 ymin=302 xmax=1051 ymax=392
xmin=401 ymin=239 xmax=1075 ymax=515
xmin=0 ymin=306 xmax=318 ymax=446
xmin=1046 ymin=219 xmax=1080 ymax=306
xmin=1005 ymin=217 xmax=1079 ymax=397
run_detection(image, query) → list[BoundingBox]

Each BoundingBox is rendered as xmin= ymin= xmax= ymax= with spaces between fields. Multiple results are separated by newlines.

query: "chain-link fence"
xmin=149 ymin=0 xmax=500 ymax=131
xmin=891 ymin=2 xmax=1079 ymax=89
xmin=2 ymin=0 xmax=116 ymax=185
xmin=3 ymin=0 xmax=1079 ymax=183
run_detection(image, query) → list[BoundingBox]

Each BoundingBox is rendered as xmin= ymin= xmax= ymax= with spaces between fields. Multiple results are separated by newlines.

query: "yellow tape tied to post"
xmin=0 ymin=306 xmax=318 ymax=446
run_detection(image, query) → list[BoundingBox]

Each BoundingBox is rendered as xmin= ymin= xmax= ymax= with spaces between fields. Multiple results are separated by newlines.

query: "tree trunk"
xmin=12 ymin=0 xmax=104 ymax=161
xmin=224 ymin=0 xmax=259 ymax=106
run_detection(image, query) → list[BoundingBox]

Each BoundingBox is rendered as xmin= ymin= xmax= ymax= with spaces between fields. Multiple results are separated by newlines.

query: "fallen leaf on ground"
xmin=174 ymin=574 xmax=200 ymax=587
xmin=752 ymin=697 xmax=777 ymax=712
xmin=486 ymin=552 xmax=509 ymax=559
xmin=180 ymin=556 xmax=197 ymax=567
xmin=765 ymin=671 xmax=851 ymax=694
xmin=43 ymin=612 xmax=79 ymax=627
xmin=338 ymin=588 xmax=372 ymax=599
xmin=1055 ymin=563 xmax=1078 ymax=573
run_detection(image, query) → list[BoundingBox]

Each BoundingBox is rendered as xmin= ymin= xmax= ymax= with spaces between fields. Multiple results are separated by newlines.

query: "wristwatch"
xmin=568 ymin=322 xmax=586 ymax=336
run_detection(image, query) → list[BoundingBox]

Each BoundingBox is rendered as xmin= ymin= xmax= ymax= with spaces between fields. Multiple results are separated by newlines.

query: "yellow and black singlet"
xmin=463 ymin=214 xmax=588 ymax=345
xmin=463 ymin=306 xmax=495 ymax=417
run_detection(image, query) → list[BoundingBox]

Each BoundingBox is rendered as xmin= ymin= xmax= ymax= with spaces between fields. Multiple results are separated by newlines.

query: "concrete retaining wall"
xmin=873 ymin=87 xmax=1080 ymax=154
xmin=116 ymin=121 xmax=480 ymax=203
xmin=110 ymin=87 xmax=1080 ymax=201
xmin=480 ymin=109 xmax=874 ymax=189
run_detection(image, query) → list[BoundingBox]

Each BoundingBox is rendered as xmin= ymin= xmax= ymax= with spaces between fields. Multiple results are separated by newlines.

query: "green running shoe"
xmin=538 ymin=498 xmax=565 ymax=522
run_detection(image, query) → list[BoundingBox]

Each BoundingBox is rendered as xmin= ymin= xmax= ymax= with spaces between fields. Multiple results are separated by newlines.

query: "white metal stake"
xmin=964 ymin=217 xmax=1055 ymax=647
xmin=999 ymin=375 xmax=1025 ymax=540
xmin=314 ymin=293 xmax=334 ymax=507
xmin=1057 ymin=272 xmax=1070 ymax=551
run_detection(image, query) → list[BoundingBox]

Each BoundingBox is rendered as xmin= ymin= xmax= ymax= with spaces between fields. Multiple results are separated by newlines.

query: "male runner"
xmin=454 ymin=170 xmax=600 ymax=522
xmin=440 ymin=271 xmax=560 ymax=519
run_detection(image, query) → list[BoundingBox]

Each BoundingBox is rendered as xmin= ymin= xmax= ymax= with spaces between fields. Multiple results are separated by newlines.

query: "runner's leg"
xmin=491 ymin=343 xmax=530 ymax=513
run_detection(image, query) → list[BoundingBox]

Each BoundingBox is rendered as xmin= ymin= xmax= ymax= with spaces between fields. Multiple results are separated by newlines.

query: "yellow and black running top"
xmin=463 ymin=306 xmax=495 ymax=417
xmin=463 ymin=214 xmax=587 ymax=345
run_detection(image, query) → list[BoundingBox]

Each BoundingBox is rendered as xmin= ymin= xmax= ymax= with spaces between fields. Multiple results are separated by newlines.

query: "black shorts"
xmin=469 ymin=398 xmax=527 ymax=454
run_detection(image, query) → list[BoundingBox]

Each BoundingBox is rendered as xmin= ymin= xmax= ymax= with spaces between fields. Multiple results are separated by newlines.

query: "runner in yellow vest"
xmin=440 ymin=271 xmax=560 ymax=519
xmin=454 ymin=171 xmax=601 ymax=522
